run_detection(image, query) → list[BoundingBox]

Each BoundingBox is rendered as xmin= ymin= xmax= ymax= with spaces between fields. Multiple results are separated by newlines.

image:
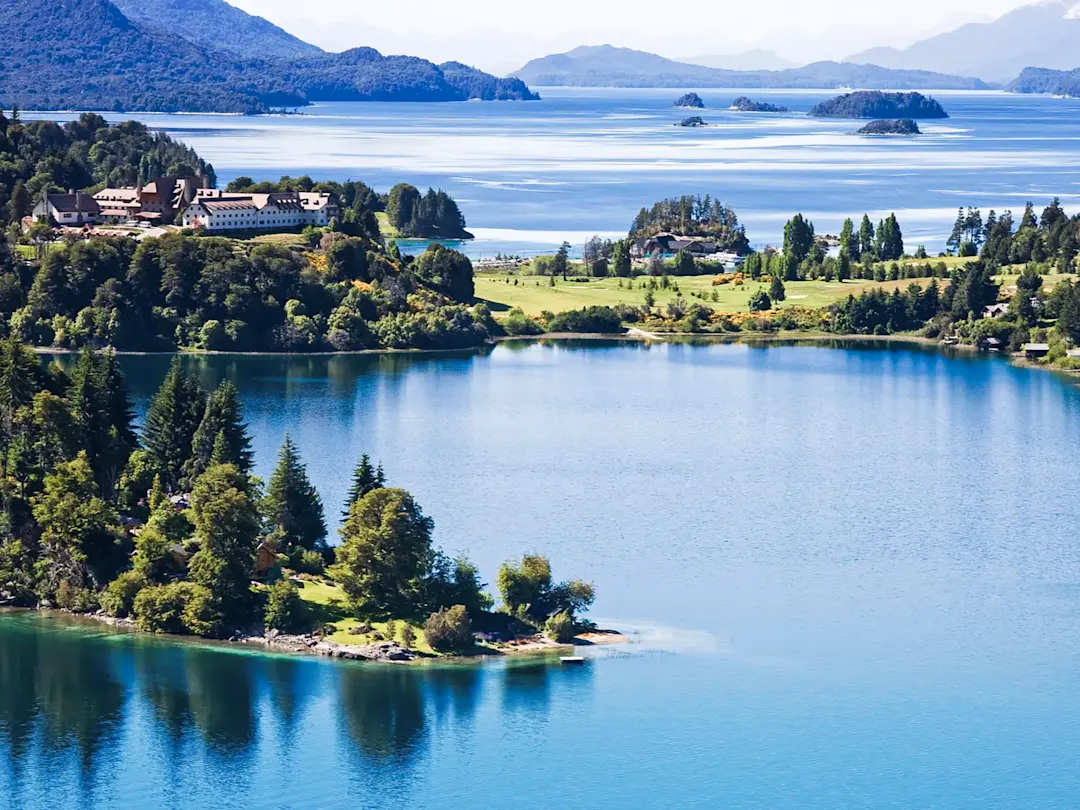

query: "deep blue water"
xmin=26 ymin=89 xmax=1080 ymax=256
xmin=4 ymin=341 xmax=1080 ymax=808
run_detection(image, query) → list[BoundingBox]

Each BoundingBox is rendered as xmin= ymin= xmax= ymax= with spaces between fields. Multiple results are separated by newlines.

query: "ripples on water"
xmin=24 ymin=89 xmax=1080 ymax=255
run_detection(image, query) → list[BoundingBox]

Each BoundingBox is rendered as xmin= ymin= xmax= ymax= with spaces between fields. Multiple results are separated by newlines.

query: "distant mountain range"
xmin=0 ymin=0 xmax=537 ymax=113
xmin=845 ymin=1 xmax=1080 ymax=82
xmin=512 ymin=45 xmax=990 ymax=90
xmin=678 ymin=50 xmax=796 ymax=71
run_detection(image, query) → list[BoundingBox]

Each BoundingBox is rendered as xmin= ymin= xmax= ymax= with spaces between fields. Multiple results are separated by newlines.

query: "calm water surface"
xmin=25 ymin=89 xmax=1080 ymax=255
xmin=4 ymin=341 xmax=1080 ymax=808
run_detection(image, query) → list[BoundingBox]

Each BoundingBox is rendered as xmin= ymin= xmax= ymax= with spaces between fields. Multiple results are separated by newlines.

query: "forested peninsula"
xmin=0 ymin=347 xmax=599 ymax=658
xmin=0 ymin=0 xmax=538 ymax=113
xmin=0 ymin=113 xmax=489 ymax=353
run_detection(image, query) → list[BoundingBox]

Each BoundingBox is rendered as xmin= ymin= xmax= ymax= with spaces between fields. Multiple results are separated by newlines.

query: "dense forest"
xmin=0 ymin=117 xmax=484 ymax=352
xmin=0 ymin=231 xmax=485 ymax=352
xmin=0 ymin=346 xmax=594 ymax=647
xmin=0 ymin=0 xmax=538 ymax=114
xmin=0 ymin=112 xmax=214 ymax=227
xmin=808 ymin=91 xmax=948 ymax=119
xmin=630 ymin=195 xmax=751 ymax=254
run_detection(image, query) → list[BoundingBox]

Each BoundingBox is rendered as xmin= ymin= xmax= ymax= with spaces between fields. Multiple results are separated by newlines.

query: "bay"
xmin=4 ymin=341 xmax=1080 ymax=808
xmin=27 ymin=88 xmax=1080 ymax=256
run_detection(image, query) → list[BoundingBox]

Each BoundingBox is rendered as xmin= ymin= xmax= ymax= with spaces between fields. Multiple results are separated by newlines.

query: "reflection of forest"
xmin=0 ymin=616 xmax=591 ymax=806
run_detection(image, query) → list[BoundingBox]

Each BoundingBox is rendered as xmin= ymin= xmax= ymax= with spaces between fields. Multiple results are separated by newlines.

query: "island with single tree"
xmin=729 ymin=96 xmax=789 ymax=112
xmin=809 ymin=91 xmax=948 ymax=119
xmin=674 ymin=92 xmax=705 ymax=108
xmin=856 ymin=118 xmax=921 ymax=135
xmin=676 ymin=116 xmax=707 ymax=127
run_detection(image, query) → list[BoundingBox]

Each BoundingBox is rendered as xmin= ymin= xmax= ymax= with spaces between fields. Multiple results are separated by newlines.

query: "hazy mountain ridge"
xmin=512 ymin=45 xmax=990 ymax=89
xmin=0 ymin=0 xmax=538 ymax=112
xmin=1006 ymin=66 xmax=1080 ymax=96
xmin=110 ymin=0 xmax=322 ymax=59
xmin=845 ymin=1 xmax=1080 ymax=81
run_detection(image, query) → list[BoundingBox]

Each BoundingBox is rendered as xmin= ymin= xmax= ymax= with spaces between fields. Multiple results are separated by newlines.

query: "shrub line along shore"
xmin=12 ymin=606 xmax=626 ymax=665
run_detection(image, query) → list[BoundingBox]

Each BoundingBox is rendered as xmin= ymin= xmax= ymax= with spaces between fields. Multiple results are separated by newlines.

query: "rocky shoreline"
xmin=21 ymin=607 xmax=627 ymax=664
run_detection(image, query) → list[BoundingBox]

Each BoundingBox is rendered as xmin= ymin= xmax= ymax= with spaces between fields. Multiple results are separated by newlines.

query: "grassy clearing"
xmin=477 ymin=269 xmax=1080 ymax=317
xmin=292 ymin=577 xmax=434 ymax=654
xmin=475 ymin=273 xmax=931 ymax=316
xmin=376 ymin=212 xmax=400 ymax=239
xmin=247 ymin=232 xmax=305 ymax=246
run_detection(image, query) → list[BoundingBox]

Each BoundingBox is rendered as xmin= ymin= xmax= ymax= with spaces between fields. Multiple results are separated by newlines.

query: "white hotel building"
xmin=181 ymin=190 xmax=341 ymax=233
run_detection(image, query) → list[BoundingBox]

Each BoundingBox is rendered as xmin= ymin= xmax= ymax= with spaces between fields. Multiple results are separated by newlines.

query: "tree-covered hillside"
xmin=0 ymin=0 xmax=539 ymax=113
xmin=1006 ymin=67 xmax=1080 ymax=98
xmin=110 ymin=0 xmax=322 ymax=59
xmin=0 ymin=112 xmax=214 ymax=227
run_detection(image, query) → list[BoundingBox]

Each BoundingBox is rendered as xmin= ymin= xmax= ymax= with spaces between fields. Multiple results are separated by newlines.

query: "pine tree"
xmin=858 ymin=214 xmax=875 ymax=258
xmin=769 ymin=275 xmax=786 ymax=303
xmin=263 ymin=435 xmax=327 ymax=558
xmin=182 ymin=381 xmax=252 ymax=488
xmin=67 ymin=348 xmax=132 ymax=499
xmin=839 ymin=217 xmax=855 ymax=258
xmin=343 ymin=453 xmax=386 ymax=517
xmin=142 ymin=358 xmax=205 ymax=492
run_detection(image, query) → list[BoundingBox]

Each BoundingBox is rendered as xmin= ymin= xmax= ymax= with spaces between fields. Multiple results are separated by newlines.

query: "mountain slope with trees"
xmin=110 ymin=0 xmax=322 ymax=59
xmin=1006 ymin=67 xmax=1080 ymax=98
xmin=512 ymin=45 xmax=989 ymax=89
xmin=0 ymin=0 xmax=538 ymax=113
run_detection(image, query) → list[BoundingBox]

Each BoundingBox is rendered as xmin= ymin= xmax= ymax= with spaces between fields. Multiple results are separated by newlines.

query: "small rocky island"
xmin=676 ymin=116 xmax=707 ymax=127
xmin=673 ymin=92 xmax=705 ymax=108
xmin=809 ymin=90 xmax=948 ymax=119
xmin=729 ymin=96 xmax=789 ymax=112
xmin=856 ymin=118 xmax=921 ymax=135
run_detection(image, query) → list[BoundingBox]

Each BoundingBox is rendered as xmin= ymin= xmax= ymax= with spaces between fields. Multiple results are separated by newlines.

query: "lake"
xmin=25 ymin=88 xmax=1080 ymax=257
xmin=4 ymin=340 xmax=1080 ymax=808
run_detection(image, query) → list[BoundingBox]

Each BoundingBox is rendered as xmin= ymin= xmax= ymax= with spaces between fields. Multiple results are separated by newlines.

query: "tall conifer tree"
xmin=142 ymin=358 xmax=204 ymax=492
xmin=263 ymin=434 xmax=326 ymax=559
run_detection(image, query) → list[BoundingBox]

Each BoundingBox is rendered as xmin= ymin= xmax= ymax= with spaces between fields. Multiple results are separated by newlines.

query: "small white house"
xmin=32 ymin=192 xmax=100 ymax=226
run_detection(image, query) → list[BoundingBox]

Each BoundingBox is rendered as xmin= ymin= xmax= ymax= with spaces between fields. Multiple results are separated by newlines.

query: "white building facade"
xmin=181 ymin=191 xmax=340 ymax=233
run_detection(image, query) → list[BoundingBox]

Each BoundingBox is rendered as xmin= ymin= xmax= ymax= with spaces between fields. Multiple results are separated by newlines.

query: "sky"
xmin=231 ymin=0 xmax=1038 ymax=75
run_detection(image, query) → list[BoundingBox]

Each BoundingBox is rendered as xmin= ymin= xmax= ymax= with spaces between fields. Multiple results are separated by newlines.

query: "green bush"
xmin=502 ymin=307 xmax=542 ymax=336
xmin=424 ymin=605 xmax=472 ymax=652
xmin=55 ymin=580 xmax=98 ymax=613
xmin=264 ymin=579 xmax=307 ymax=634
xmin=544 ymin=306 xmax=624 ymax=334
xmin=100 ymin=571 xmax=146 ymax=618
xmin=544 ymin=610 xmax=576 ymax=643
xmin=295 ymin=549 xmax=326 ymax=575
xmin=401 ymin=624 xmax=416 ymax=649
xmin=748 ymin=290 xmax=772 ymax=312
xmin=133 ymin=582 xmax=219 ymax=636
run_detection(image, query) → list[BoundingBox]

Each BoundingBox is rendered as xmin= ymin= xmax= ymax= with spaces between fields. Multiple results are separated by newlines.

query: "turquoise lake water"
xmin=4 ymin=341 xmax=1080 ymax=808
xmin=26 ymin=89 xmax=1080 ymax=256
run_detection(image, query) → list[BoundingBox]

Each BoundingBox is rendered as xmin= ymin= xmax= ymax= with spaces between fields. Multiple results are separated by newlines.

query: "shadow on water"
xmin=0 ymin=613 xmax=126 ymax=809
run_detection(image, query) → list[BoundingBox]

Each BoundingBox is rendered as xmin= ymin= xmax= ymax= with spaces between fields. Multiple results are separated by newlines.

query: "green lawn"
xmin=292 ymin=577 xmax=434 ymax=654
xmin=477 ymin=268 xmax=1080 ymax=317
xmin=475 ymin=273 xmax=936 ymax=316
xmin=376 ymin=212 xmax=400 ymax=239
